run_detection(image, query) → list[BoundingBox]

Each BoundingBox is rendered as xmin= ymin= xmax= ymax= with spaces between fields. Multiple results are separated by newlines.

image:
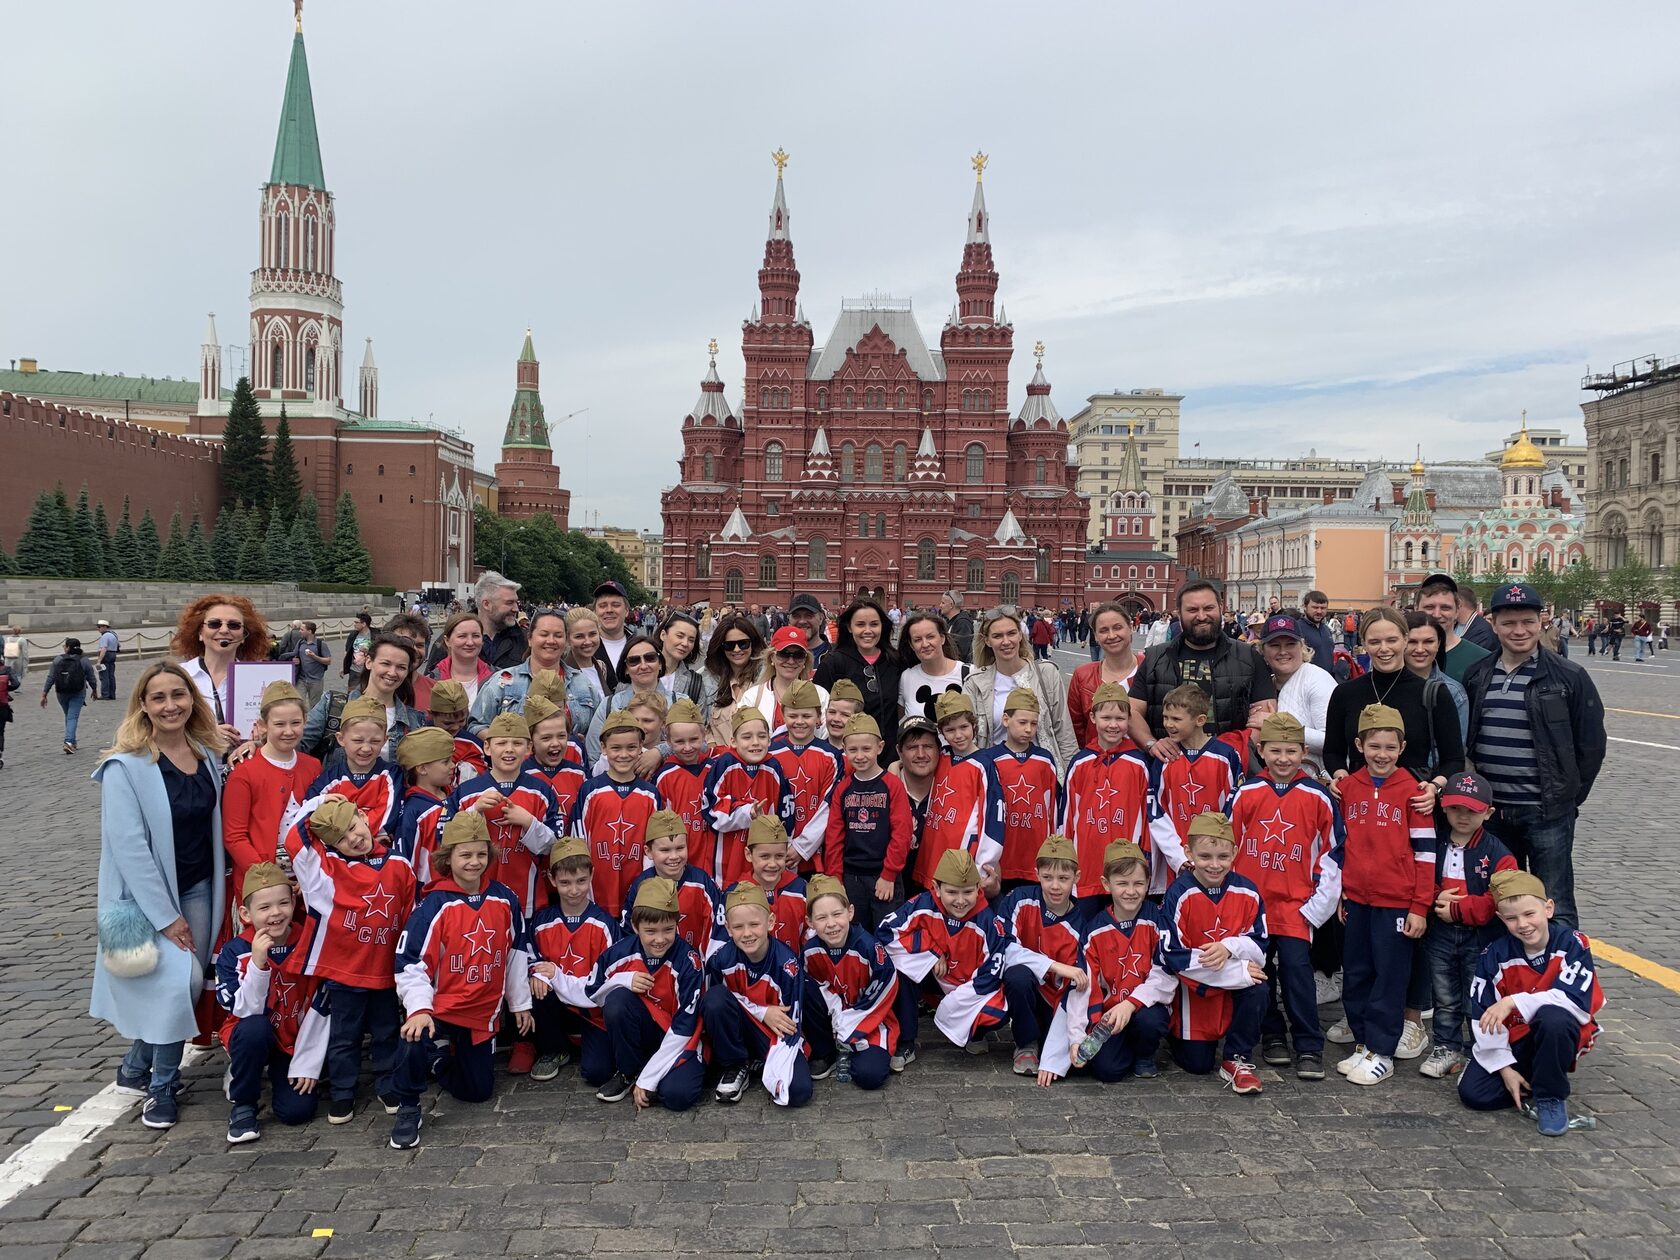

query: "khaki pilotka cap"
xmin=396 ymin=726 xmax=454 ymax=769
xmin=632 ymin=877 xmax=681 ymax=915
xmin=746 ymin=814 xmax=789 ymax=848
xmin=548 ymin=837 xmax=591 ymax=868
xmin=1036 ymin=835 xmax=1078 ymax=867
xmin=1357 ymin=703 xmax=1405 ymax=737
xmin=935 ymin=692 xmax=976 ymax=723
xmin=598 ymin=709 xmax=643 ymax=740
xmin=436 ymin=810 xmax=490 ymax=856
xmin=841 ymin=714 xmax=881 ymax=741
xmin=241 ymin=862 xmax=291 ymax=902
xmin=259 ymin=680 xmax=305 ymax=715
xmin=1003 ymin=687 xmax=1040 ymax=714
xmin=1089 ymin=682 xmax=1130 ymax=711
xmin=1186 ymin=812 xmax=1234 ymax=844
xmin=805 ymin=874 xmax=848 ymax=906
xmin=483 ymin=713 xmax=530 ymax=742
xmin=827 ymin=679 xmax=865 ymax=705
xmin=724 ymin=882 xmax=772 ymax=914
xmin=522 ymin=695 xmax=564 ymax=734
xmin=308 ymin=795 xmax=359 ymax=845
xmin=427 ymin=680 xmax=470 ymax=715
xmin=1103 ymin=841 xmax=1147 ymax=868
xmin=665 ymin=698 xmax=704 ymax=727
xmin=732 ymin=706 xmax=770 ymax=734
xmin=933 ymin=849 xmax=982 ymax=888
xmin=1256 ymin=712 xmax=1306 ymax=745
xmin=644 ymin=809 xmax=686 ymax=843
xmin=1489 ymin=869 xmax=1547 ymax=903
xmin=527 ymin=669 xmax=567 ymax=706
xmin=338 ymin=697 xmax=387 ymax=730
xmin=782 ymin=680 xmax=822 ymax=711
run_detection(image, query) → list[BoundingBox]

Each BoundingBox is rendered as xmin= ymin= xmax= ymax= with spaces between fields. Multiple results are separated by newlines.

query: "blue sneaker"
xmin=1534 ymin=1096 xmax=1569 ymax=1138
xmin=140 ymin=1091 xmax=179 ymax=1129
xmin=1133 ymin=1056 xmax=1160 ymax=1079
xmin=226 ymin=1105 xmax=261 ymax=1145
xmin=388 ymin=1103 xmax=422 ymax=1150
xmin=115 ymin=1065 xmax=150 ymax=1097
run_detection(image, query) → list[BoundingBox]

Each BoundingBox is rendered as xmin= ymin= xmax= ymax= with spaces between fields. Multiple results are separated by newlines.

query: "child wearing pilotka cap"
xmin=770 ymin=679 xmax=845 ymax=874
xmin=522 ymin=695 xmax=586 ymax=826
xmin=824 ymin=713 xmax=914 ymax=930
xmin=801 ymin=874 xmax=899 ymax=1089
xmin=1458 ymin=869 xmax=1604 ymax=1136
xmin=425 ymin=680 xmax=486 ymax=783
xmin=703 ymin=882 xmax=813 ymax=1108
xmin=1422 ymin=771 xmax=1518 ymax=1081
xmin=999 ymin=836 xmax=1089 ymax=1077
xmin=303 ymin=697 xmax=404 ymax=841
xmin=394 ymin=727 xmax=455 ymax=894
xmin=970 ymin=687 xmax=1059 ymax=894
xmin=653 ymin=697 xmax=718 ymax=875
xmin=743 ymin=814 xmax=809 ymax=953
xmin=824 ymin=678 xmax=865 ymax=745
xmin=570 ymin=709 xmax=663 ymax=919
xmin=1037 ymin=841 xmax=1175 ymax=1087
xmin=622 ymin=809 xmax=725 ymax=958
xmin=703 ymin=706 xmax=797 ymax=886
xmin=1059 ymin=683 xmax=1152 ymax=906
xmin=527 ymin=838 xmax=621 ymax=1086
xmin=914 ymin=693 xmax=997 ymax=891
xmin=388 ymin=811 xmax=535 ymax=1149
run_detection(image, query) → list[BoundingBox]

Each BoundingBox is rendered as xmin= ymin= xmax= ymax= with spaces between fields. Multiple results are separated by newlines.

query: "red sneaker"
xmin=507 ymin=1040 xmax=537 ymax=1075
xmin=1220 ymin=1056 xmax=1263 ymax=1095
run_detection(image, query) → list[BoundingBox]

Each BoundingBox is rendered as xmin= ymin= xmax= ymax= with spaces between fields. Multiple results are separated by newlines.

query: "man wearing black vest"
xmin=1128 ymin=580 xmax=1277 ymax=760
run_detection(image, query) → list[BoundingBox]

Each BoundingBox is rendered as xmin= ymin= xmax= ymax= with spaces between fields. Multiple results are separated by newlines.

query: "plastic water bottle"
xmin=835 ymin=1048 xmax=853 ymax=1084
xmin=1071 ymin=1022 xmax=1113 ymax=1069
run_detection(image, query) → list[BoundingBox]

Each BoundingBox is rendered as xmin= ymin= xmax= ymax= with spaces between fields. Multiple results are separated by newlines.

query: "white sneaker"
xmin=1315 ymin=971 xmax=1343 ymax=1005
xmin=1348 ymin=1053 xmax=1394 ymax=1086
xmin=1325 ymin=1017 xmax=1354 ymax=1045
xmin=1336 ymin=1046 xmax=1370 ymax=1076
xmin=1419 ymin=1046 xmax=1466 ymax=1079
xmin=1395 ymin=1020 xmax=1428 ymax=1060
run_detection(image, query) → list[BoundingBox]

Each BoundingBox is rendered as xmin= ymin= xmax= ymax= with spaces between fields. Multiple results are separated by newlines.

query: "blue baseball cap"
xmin=1489 ymin=582 xmax=1543 ymax=612
xmin=1259 ymin=613 xmax=1303 ymax=643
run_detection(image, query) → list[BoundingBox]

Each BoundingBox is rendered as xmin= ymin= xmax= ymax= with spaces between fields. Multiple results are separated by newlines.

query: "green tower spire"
xmin=503 ymin=328 xmax=550 ymax=449
xmin=270 ymin=31 xmax=326 ymax=189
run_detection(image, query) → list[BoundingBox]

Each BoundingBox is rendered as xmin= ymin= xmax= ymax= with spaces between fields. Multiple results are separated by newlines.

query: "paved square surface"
xmin=2 ymin=650 xmax=1678 ymax=1259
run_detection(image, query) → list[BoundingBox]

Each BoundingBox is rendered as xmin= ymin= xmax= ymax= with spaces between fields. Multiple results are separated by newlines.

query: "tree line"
xmin=471 ymin=504 xmax=652 ymax=606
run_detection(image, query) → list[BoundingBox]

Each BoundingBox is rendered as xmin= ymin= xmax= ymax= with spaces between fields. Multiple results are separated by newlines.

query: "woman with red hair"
xmin=173 ymin=595 xmax=271 ymax=749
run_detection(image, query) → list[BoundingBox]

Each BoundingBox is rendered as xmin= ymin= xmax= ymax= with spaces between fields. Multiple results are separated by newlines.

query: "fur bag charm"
xmin=98 ymin=899 xmax=160 ymax=978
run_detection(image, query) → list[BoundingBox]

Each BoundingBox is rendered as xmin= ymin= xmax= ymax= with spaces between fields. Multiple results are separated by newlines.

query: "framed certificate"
xmin=225 ymin=659 xmax=298 ymax=739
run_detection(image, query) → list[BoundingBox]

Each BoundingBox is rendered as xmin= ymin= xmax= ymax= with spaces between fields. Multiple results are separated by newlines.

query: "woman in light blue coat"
xmin=90 ymin=661 xmax=226 ymax=1130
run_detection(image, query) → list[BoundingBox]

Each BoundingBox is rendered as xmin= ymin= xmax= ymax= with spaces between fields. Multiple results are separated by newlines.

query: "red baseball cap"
xmin=770 ymin=626 xmax=809 ymax=653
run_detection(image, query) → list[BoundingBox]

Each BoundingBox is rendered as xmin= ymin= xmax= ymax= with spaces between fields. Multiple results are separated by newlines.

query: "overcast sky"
xmin=10 ymin=2 xmax=1680 ymax=531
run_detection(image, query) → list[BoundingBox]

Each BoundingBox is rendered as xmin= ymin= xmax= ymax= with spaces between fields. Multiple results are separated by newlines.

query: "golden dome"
xmin=1410 ymin=446 xmax=1426 ymax=478
xmin=1501 ymin=413 xmax=1546 ymax=471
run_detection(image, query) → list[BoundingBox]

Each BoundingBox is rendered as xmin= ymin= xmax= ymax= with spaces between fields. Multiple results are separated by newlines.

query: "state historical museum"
xmin=660 ymin=154 xmax=1088 ymax=610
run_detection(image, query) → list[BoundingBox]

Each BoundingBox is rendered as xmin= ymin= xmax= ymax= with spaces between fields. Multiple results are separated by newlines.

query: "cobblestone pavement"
xmin=2 ymin=654 xmax=1677 ymax=1260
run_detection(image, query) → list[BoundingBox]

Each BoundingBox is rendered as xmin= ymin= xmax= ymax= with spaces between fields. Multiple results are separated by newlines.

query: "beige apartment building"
xmin=586 ymin=526 xmax=664 ymax=598
xmin=1066 ymin=389 xmax=1183 ymax=543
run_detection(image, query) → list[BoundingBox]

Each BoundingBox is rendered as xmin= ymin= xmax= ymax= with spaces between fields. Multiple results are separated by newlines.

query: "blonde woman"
xmin=960 ymin=607 xmax=1078 ymax=774
xmin=91 ymin=661 xmax=227 ymax=1130
xmin=738 ymin=626 xmax=830 ymax=737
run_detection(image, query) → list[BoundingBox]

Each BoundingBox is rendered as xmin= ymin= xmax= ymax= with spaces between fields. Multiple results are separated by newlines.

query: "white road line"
xmin=0 ymin=1045 xmax=208 ymax=1209
xmin=1608 ymin=736 xmax=1680 ymax=753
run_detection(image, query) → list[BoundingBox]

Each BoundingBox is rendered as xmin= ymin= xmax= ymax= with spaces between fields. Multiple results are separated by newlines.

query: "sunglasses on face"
xmin=724 ymin=639 xmax=754 ymax=652
xmin=625 ymin=653 xmax=660 ymax=667
xmin=204 ymin=619 xmax=244 ymax=631
xmin=862 ymin=665 xmax=880 ymax=694
xmin=775 ymin=648 xmax=807 ymax=661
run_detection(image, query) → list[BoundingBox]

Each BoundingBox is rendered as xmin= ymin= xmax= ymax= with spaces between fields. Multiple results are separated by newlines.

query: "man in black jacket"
xmin=476 ymin=571 xmax=527 ymax=670
xmin=1463 ymin=582 xmax=1604 ymax=930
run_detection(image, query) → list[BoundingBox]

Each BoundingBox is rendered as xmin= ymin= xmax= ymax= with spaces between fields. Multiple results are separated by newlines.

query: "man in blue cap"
xmin=1461 ymin=582 xmax=1604 ymax=930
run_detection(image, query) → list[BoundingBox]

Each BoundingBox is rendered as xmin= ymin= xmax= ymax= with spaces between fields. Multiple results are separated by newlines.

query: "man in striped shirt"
xmin=1463 ymin=583 xmax=1604 ymax=930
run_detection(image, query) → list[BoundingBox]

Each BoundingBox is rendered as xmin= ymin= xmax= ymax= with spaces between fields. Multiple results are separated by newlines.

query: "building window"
xmin=1146 ymin=565 xmax=1156 ymax=578
xmin=840 ymin=442 xmax=855 ymax=484
xmin=864 ymin=443 xmax=884 ymax=483
xmin=1653 ymin=452 xmax=1663 ymax=484
xmin=1129 ymin=566 xmax=1138 ymax=578
xmin=844 ymin=388 xmax=854 ymax=409
xmin=896 ymin=388 xmax=907 ymax=410
xmin=1092 ymin=565 xmax=1101 ymax=580
xmin=277 ymin=212 xmax=289 ymax=267
xmin=696 ymin=543 xmax=710 ymax=578
xmin=304 ymin=346 xmax=317 ymax=393
xmin=917 ymin=538 xmax=936 ymax=580
xmin=816 ymin=388 xmax=828 ymax=411
xmin=876 ymin=514 xmax=887 ymax=538
xmin=702 ymin=453 xmax=714 ymax=481
xmin=1035 ymin=547 xmax=1050 ymax=582
xmin=766 ymin=499 xmax=779 ymax=516
xmin=966 ymin=502 xmax=981 ymax=518
xmin=893 ymin=442 xmax=907 ymax=483
xmin=409 ymin=465 xmax=416 ymax=476
xmin=304 ymin=217 xmax=317 ymax=271
xmin=965 ymin=443 xmax=985 ymax=483
xmin=345 ymin=463 xmax=353 ymax=474
xmin=1000 ymin=571 xmax=1019 ymax=604
xmin=922 ymin=388 xmax=934 ymax=412
xmin=270 ymin=341 xmax=284 ymax=388
xmin=966 ymin=558 xmax=985 ymax=592
xmin=1421 ymin=541 xmax=1429 ymax=562
xmin=1111 ymin=565 xmax=1121 ymax=578
xmin=377 ymin=464 xmax=385 ymax=476
xmin=858 ymin=514 xmax=869 ymax=538
xmin=765 ymin=441 xmax=784 ymax=482
xmin=1035 ymin=456 xmax=1046 ymax=484
xmin=808 ymin=537 xmax=827 ymax=580
xmin=1404 ymin=541 xmax=1413 ymax=564
xmin=725 ymin=568 xmax=743 ymax=600
xmin=759 ymin=555 xmax=778 ymax=589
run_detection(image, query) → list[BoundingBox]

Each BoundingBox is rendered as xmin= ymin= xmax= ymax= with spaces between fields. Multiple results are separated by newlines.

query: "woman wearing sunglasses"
xmin=584 ymin=634 xmax=671 ymax=775
xmin=701 ymin=613 xmax=766 ymax=747
xmin=172 ymin=594 xmax=272 ymax=750
xmin=737 ymin=626 xmax=829 ymax=737
xmin=813 ymin=596 xmax=903 ymax=764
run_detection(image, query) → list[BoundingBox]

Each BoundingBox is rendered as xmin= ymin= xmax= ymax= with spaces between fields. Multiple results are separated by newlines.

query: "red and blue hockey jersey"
xmin=525 ymin=754 xmax=587 ymax=830
xmin=213 ymin=925 xmax=329 ymax=1078
xmin=303 ymin=761 xmax=403 ymax=840
xmin=1160 ymin=869 xmax=1268 ymax=1042
xmin=584 ymin=936 xmax=706 ymax=1089
xmin=450 ymin=730 xmax=487 ymax=783
xmin=914 ymin=752 xmax=995 ymax=887
xmin=706 ymin=938 xmax=808 ymax=1104
xmin=802 ymin=925 xmax=899 ymax=1054
xmin=653 ymin=756 xmax=716 ymax=875
xmin=770 ymin=735 xmax=844 ymax=871
xmin=395 ymin=786 xmax=446 ymax=897
xmin=1469 ymin=922 xmax=1604 ymax=1074
xmin=567 ymin=773 xmax=663 ymax=918
xmin=1230 ymin=773 xmax=1343 ymax=941
xmin=972 ymin=744 xmax=1059 ymax=883
xmin=1147 ymin=741 xmax=1245 ymax=887
xmin=1040 ymin=903 xmax=1177 ymax=1077
xmin=394 ymin=879 xmax=533 ymax=1042
xmin=1434 ymin=828 xmax=1518 ymax=937
xmin=998 ymin=885 xmax=1085 ymax=1010
xmin=879 ymin=888 xmax=1009 ymax=1045
xmin=1058 ymin=746 xmax=1151 ymax=898
xmin=441 ymin=770 xmax=561 ymax=916
xmin=702 ymin=753 xmax=797 ymax=886
xmin=1337 ymin=767 xmax=1435 ymax=916
xmin=527 ymin=900 xmax=621 ymax=1029
xmin=284 ymin=815 xmax=417 ymax=989
xmin=623 ymin=864 xmax=725 ymax=958
xmin=760 ymin=872 xmax=809 ymax=954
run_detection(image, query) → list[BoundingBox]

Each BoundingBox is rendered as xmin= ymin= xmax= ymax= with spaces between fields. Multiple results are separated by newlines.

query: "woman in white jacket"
xmin=959 ymin=608 xmax=1077 ymax=775
xmin=1257 ymin=614 xmax=1336 ymax=779
xmin=736 ymin=626 xmax=828 ymax=738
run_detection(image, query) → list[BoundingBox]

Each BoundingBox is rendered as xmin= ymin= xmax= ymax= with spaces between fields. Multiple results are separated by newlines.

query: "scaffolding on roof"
xmin=1581 ymin=352 xmax=1680 ymax=395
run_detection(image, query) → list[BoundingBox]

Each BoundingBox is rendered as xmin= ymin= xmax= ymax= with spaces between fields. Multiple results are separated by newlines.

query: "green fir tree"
xmin=186 ymin=515 xmax=217 ymax=582
xmin=295 ymin=493 xmax=324 ymax=575
xmin=70 ymin=486 xmax=99 ymax=578
xmin=264 ymin=509 xmax=293 ymax=581
xmin=112 ymin=497 xmax=141 ymax=579
xmin=267 ymin=406 xmax=303 ymax=525
xmin=91 ymin=502 xmax=112 ymax=578
xmin=287 ymin=513 xmax=320 ymax=581
xmin=0 ymin=537 xmax=16 ymax=576
xmin=159 ymin=511 xmax=189 ymax=577
xmin=221 ymin=376 xmax=269 ymax=510
xmin=326 ymin=492 xmax=372 ymax=584
xmin=15 ymin=490 xmax=74 ymax=577
xmin=236 ymin=515 xmax=274 ymax=583
xmin=135 ymin=508 xmax=162 ymax=579
xmin=211 ymin=504 xmax=242 ymax=580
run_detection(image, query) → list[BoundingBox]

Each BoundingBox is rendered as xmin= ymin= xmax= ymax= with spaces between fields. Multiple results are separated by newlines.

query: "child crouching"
xmin=801 ymin=875 xmax=898 ymax=1090
xmin=703 ymin=882 xmax=813 ymax=1108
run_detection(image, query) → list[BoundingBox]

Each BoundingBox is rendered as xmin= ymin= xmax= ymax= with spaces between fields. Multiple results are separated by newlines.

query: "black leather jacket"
xmin=1463 ymin=647 xmax=1605 ymax=819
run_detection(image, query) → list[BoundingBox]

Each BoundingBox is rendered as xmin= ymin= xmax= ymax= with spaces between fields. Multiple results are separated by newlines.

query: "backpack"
xmin=1421 ymin=675 xmax=1447 ymax=773
xmin=51 ymin=657 xmax=84 ymax=697
xmin=306 ymin=691 xmax=349 ymax=759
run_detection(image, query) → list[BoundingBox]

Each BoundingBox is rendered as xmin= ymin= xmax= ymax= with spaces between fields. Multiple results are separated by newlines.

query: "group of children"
xmin=207 ymin=672 xmax=1604 ymax=1149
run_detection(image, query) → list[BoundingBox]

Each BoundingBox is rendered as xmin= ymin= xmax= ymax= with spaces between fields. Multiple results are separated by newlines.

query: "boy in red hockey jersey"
xmin=914 ymin=693 xmax=996 ymax=890
xmin=223 ymin=681 xmax=321 ymax=911
xmin=1335 ymin=703 xmax=1436 ymax=1088
xmin=522 ymin=695 xmax=586 ymax=825
xmin=1037 ymin=842 xmax=1175 ymax=1086
xmin=823 ymin=714 xmax=914 ymax=930
xmin=743 ymin=814 xmax=808 ymax=953
xmin=703 ymin=707 xmax=796 ymax=886
xmin=1147 ymin=684 xmax=1245 ymax=891
xmin=703 ymin=882 xmax=813 ymax=1108
xmin=623 ymin=809 xmax=725 ymax=957
xmin=999 ymin=836 xmax=1089 ymax=1077
xmin=388 ymin=812 xmax=535 ymax=1149
xmin=1458 ymin=870 xmax=1604 ymax=1136
xmin=584 ymin=877 xmax=706 ymax=1110
xmin=770 ymin=680 xmax=844 ymax=874
xmin=569 ymin=709 xmax=663 ymax=918
xmin=215 ymin=864 xmax=328 ymax=1144
xmin=394 ymin=727 xmax=454 ymax=894
xmin=302 ymin=698 xmax=403 ymax=841
xmin=283 ymin=794 xmax=416 ymax=1123
xmin=442 ymin=712 xmax=561 ymax=921
xmin=1059 ymin=684 xmax=1152 ymax=904
xmin=1160 ymin=812 xmax=1269 ymax=1095
xmin=528 ymin=838 xmax=622 ymax=1085
xmin=1422 ymin=771 xmax=1518 ymax=1081
xmin=801 ymin=875 xmax=898 ymax=1090
xmin=880 ymin=849 xmax=1010 ymax=1068
xmin=653 ymin=698 xmax=716 ymax=875
xmin=426 ymin=680 xmax=486 ymax=784
xmin=972 ymin=688 xmax=1059 ymax=893
xmin=824 ymin=678 xmax=864 ymax=745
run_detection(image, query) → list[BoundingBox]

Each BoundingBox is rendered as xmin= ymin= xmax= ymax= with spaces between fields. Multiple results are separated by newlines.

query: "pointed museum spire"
xmin=955 ymin=151 xmax=998 ymax=324
xmin=756 ymin=149 xmax=801 ymax=322
xmin=270 ymin=20 xmax=325 ymax=189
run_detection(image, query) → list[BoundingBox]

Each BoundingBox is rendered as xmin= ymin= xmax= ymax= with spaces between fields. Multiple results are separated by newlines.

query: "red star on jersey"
xmin=361 ymin=887 xmax=396 ymax=920
xmin=463 ymin=923 xmax=497 ymax=958
xmin=605 ymin=816 xmax=639 ymax=846
xmin=1089 ymin=782 xmax=1120 ymax=816
xmin=1178 ymin=777 xmax=1207 ymax=813
xmin=931 ymin=780 xmax=958 ymax=812
xmin=1006 ymin=781 xmax=1041 ymax=809
xmin=1115 ymin=949 xmax=1149 ymax=982
xmin=1257 ymin=809 xmax=1296 ymax=847
xmin=789 ymin=764 xmax=815 ymax=794
xmin=267 ymin=972 xmax=298 ymax=1013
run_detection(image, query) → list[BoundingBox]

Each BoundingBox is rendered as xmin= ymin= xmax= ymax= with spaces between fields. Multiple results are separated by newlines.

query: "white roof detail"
xmin=994 ymin=507 xmax=1028 ymax=546
xmin=916 ymin=427 xmax=937 ymax=458
xmin=361 ymin=337 xmax=376 ymax=368
xmin=203 ymin=313 xmax=220 ymax=347
xmin=810 ymin=425 xmax=831 ymax=456
xmin=719 ymin=505 xmax=753 ymax=541
xmin=768 ymin=174 xmax=790 ymax=241
xmin=688 ymin=354 xmax=736 ymax=425
xmin=967 ymin=179 xmax=989 ymax=244
xmin=809 ymin=301 xmax=944 ymax=381
xmin=1015 ymin=362 xmax=1062 ymax=428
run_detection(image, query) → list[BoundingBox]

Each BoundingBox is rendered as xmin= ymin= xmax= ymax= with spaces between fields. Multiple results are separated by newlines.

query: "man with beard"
xmin=788 ymin=593 xmax=830 ymax=671
xmin=476 ymin=572 xmax=526 ymax=670
xmin=1127 ymin=581 xmax=1278 ymax=759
